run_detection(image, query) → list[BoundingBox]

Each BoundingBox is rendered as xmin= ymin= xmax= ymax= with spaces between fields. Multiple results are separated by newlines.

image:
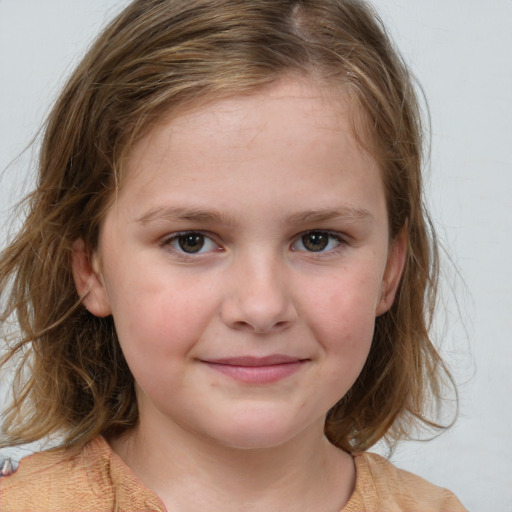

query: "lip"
xmin=201 ymin=355 xmax=308 ymax=384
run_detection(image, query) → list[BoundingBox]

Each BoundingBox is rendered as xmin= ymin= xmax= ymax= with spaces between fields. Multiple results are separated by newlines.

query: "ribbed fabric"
xmin=0 ymin=436 xmax=466 ymax=511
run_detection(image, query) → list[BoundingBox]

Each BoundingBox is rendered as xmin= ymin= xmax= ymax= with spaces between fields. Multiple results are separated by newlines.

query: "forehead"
xmin=104 ymin=77 xmax=386 ymax=229
xmin=97 ymin=76 xmax=390 ymax=247
xmin=122 ymin=77 xmax=371 ymax=183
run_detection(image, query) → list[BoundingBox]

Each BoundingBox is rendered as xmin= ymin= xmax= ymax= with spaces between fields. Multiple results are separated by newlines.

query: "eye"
xmin=292 ymin=231 xmax=343 ymax=253
xmin=165 ymin=232 xmax=219 ymax=254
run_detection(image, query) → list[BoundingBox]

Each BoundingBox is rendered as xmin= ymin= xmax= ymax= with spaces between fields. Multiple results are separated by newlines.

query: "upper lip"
xmin=202 ymin=355 xmax=305 ymax=366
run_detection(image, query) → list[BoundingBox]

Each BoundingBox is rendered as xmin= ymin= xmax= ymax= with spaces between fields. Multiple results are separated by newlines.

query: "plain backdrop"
xmin=1 ymin=1 xmax=511 ymax=510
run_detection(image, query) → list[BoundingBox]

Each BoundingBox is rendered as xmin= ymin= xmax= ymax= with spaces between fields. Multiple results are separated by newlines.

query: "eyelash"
xmin=161 ymin=230 xmax=347 ymax=258
xmin=161 ymin=231 xmax=221 ymax=258
xmin=291 ymin=230 xmax=346 ymax=254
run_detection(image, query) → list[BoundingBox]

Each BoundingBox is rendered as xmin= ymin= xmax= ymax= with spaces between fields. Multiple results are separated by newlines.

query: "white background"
xmin=1 ymin=1 xmax=511 ymax=510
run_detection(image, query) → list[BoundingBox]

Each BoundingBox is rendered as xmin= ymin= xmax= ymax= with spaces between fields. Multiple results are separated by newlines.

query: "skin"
xmin=73 ymin=77 xmax=406 ymax=512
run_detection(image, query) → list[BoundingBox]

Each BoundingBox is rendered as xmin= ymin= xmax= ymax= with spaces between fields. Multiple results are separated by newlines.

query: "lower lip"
xmin=204 ymin=361 xmax=304 ymax=384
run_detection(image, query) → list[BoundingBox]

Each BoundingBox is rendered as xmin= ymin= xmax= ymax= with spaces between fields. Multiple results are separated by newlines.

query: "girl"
xmin=0 ymin=0 xmax=466 ymax=510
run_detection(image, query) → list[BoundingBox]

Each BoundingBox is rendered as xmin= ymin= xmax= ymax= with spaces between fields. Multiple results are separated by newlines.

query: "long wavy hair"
xmin=0 ymin=0 xmax=454 ymax=453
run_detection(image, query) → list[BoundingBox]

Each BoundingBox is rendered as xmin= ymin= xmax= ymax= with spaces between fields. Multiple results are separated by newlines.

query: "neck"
xmin=110 ymin=416 xmax=355 ymax=512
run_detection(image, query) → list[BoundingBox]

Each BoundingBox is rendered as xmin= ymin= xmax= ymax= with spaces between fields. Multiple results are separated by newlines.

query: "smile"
xmin=201 ymin=355 xmax=308 ymax=384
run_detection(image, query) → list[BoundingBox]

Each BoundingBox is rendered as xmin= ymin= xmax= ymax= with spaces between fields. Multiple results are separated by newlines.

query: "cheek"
xmin=305 ymin=267 xmax=381 ymax=334
xmin=105 ymin=264 xmax=220 ymax=366
xmin=300 ymin=266 xmax=381 ymax=372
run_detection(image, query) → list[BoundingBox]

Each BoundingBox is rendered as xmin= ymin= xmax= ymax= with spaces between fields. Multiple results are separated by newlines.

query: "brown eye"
xmin=177 ymin=233 xmax=205 ymax=253
xmin=166 ymin=231 xmax=219 ymax=256
xmin=301 ymin=232 xmax=329 ymax=252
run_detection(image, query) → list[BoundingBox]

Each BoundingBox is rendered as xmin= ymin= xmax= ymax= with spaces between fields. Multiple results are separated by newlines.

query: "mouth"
xmin=200 ymin=355 xmax=308 ymax=384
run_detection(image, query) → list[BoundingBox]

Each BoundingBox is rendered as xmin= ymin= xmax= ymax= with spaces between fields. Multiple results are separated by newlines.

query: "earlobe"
xmin=375 ymin=228 xmax=407 ymax=316
xmin=71 ymin=239 xmax=112 ymax=317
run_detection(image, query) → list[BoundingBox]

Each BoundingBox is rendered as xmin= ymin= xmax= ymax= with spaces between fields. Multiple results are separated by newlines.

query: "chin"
xmin=214 ymin=431 xmax=297 ymax=451
xmin=200 ymin=412 xmax=318 ymax=451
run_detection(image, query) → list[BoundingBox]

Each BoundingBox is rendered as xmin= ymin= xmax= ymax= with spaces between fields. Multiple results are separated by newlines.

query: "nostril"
xmin=219 ymin=283 xmax=297 ymax=333
xmin=229 ymin=319 xmax=291 ymax=334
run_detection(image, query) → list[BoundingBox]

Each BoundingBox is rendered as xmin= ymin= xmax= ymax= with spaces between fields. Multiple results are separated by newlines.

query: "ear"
xmin=71 ymin=239 xmax=112 ymax=317
xmin=375 ymin=227 xmax=407 ymax=316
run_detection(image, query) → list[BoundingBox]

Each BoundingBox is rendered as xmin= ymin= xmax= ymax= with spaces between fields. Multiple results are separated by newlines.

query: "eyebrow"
xmin=286 ymin=207 xmax=374 ymax=225
xmin=135 ymin=205 xmax=373 ymax=226
xmin=134 ymin=206 xmax=237 ymax=226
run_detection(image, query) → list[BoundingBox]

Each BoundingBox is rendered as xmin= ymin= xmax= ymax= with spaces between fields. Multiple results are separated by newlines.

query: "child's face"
xmin=74 ymin=77 xmax=405 ymax=450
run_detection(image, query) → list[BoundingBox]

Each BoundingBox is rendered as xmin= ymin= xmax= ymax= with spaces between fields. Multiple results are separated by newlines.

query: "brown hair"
xmin=0 ymin=0 xmax=454 ymax=453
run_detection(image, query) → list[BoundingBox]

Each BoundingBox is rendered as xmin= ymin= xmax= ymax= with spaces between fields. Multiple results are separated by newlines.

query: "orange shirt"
xmin=0 ymin=436 xmax=466 ymax=511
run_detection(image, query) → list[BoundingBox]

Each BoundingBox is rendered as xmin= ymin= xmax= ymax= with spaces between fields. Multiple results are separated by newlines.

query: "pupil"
xmin=178 ymin=234 xmax=204 ymax=253
xmin=303 ymin=232 xmax=328 ymax=252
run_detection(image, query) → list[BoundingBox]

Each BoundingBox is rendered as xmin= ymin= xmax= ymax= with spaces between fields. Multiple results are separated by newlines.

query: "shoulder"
xmin=0 ymin=438 xmax=113 ymax=511
xmin=0 ymin=437 xmax=164 ymax=512
xmin=347 ymin=452 xmax=467 ymax=512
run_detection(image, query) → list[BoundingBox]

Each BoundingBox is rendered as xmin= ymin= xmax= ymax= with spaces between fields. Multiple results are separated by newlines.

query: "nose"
xmin=220 ymin=253 xmax=297 ymax=334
